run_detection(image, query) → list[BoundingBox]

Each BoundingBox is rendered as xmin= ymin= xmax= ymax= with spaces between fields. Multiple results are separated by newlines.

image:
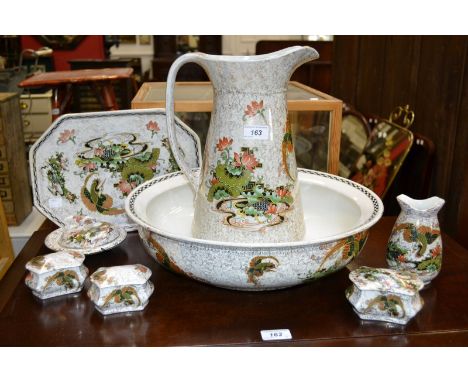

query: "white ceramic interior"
xmin=130 ymin=170 xmax=380 ymax=247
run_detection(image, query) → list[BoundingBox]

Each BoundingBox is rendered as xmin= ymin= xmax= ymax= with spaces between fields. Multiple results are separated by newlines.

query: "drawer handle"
xmin=20 ymin=102 xmax=29 ymax=110
xmin=23 ymin=119 xmax=31 ymax=127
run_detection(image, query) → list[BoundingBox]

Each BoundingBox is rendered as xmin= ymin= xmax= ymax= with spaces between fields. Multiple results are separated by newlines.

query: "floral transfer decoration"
xmin=63 ymin=221 xmax=114 ymax=248
xmin=146 ymin=120 xmax=160 ymax=138
xmin=206 ymin=137 xmax=294 ymax=231
xmin=246 ymin=256 xmax=279 ymax=285
xmin=301 ymin=231 xmax=368 ymax=282
xmin=144 ymin=230 xmax=186 ymax=275
xmin=363 ymin=294 xmax=406 ymax=319
xmin=350 ymin=266 xmax=423 ymax=294
xmin=281 ymin=118 xmax=295 ymax=181
xmin=42 ymin=152 xmax=77 ymax=203
xmin=102 ymin=286 xmax=141 ymax=308
xmin=43 ymin=270 xmax=79 ymax=291
xmin=243 ymin=100 xmax=267 ymax=123
xmin=57 ymin=129 xmax=76 ymax=144
xmin=387 ymin=223 xmax=442 ymax=273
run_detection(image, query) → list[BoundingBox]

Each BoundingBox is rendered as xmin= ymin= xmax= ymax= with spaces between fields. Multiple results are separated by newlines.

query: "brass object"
xmin=389 ymin=105 xmax=415 ymax=129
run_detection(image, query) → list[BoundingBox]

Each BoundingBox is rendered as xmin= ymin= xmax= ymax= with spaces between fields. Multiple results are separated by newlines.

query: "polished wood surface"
xmin=18 ymin=68 xmax=133 ymax=87
xmin=1 ymin=216 xmax=467 ymax=346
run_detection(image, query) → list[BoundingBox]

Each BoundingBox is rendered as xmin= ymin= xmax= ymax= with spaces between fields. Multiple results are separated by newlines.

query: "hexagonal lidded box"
xmin=25 ymin=251 xmax=88 ymax=299
xmin=88 ymin=264 xmax=154 ymax=315
xmin=346 ymin=266 xmax=424 ymax=325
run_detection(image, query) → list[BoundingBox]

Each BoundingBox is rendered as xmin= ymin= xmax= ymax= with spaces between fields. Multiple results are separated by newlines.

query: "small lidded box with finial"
xmin=346 ymin=266 xmax=424 ymax=325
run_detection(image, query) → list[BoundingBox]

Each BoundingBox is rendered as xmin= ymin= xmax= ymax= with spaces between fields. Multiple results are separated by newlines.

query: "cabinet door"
xmin=0 ymin=198 xmax=14 ymax=280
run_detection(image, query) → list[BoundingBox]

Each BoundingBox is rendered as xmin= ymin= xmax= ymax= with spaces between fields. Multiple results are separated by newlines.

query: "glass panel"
xmin=290 ymin=111 xmax=330 ymax=172
xmin=147 ymin=84 xmax=213 ymax=102
xmin=174 ymin=110 xmax=331 ymax=173
xmin=146 ymin=83 xmax=323 ymax=103
xmin=287 ymin=84 xmax=323 ymax=100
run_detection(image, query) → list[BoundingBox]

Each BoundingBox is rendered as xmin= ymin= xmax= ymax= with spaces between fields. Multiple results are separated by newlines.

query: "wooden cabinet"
xmin=0 ymin=93 xmax=32 ymax=225
xmin=20 ymin=90 xmax=53 ymax=144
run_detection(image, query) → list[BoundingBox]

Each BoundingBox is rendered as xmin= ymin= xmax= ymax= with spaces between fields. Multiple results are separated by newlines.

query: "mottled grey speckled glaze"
xmin=166 ymin=47 xmax=319 ymax=243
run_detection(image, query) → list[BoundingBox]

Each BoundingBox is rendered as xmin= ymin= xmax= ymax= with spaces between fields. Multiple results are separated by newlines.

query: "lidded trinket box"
xmin=25 ymin=251 xmax=88 ymax=299
xmin=346 ymin=266 xmax=424 ymax=325
xmin=45 ymin=216 xmax=127 ymax=255
xmin=88 ymin=264 xmax=154 ymax=315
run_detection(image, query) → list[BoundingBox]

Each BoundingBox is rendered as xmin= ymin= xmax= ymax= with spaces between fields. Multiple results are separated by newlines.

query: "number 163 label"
xmin=244 ymin=125 xmax=270 ymax=140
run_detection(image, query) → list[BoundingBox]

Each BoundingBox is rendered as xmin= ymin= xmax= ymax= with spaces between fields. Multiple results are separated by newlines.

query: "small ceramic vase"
xmin=386 ymin=194 xmax=445 ymax=285
xmin=25 ymin=251 xmax=88 ymax=299
xmin=87 ymin=264 xmax=154 ymax=315
xmin=346 ymin=266 xmax=424 ymax=325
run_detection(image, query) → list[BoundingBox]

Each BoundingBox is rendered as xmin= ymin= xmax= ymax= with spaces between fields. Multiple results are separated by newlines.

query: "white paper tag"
xmin=51 ymin=108 xmax=60 ymax=115
xmin=48 ymin=197 xmax=63 ymax=208
xmin=260 ymin=329 xmax=292 ymax=341
xmin=243 ymin=125 xmax=270 ymax=140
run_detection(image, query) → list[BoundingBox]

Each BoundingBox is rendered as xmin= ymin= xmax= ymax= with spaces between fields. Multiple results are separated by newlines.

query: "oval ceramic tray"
xmin=125 ymin=169 xmax=384 ymax=290
xmin=30 ymin=108 xmax=201 ymax=231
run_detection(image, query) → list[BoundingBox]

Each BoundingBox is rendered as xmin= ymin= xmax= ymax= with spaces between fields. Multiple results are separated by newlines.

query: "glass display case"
xmin=132 ymin=81 xmax=342 ymax=174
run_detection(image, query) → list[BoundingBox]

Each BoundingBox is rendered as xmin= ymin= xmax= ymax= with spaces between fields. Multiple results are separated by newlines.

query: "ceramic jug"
xmin=386 ymin=194 xmax=445 ymax=285
xmin=166 ymin=46 xmax=319 ymax=243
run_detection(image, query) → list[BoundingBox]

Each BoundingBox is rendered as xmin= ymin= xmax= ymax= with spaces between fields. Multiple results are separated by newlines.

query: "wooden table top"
xmin=1 ymin=216 xmax=467 ymax=346
xmin=18 ymin=68 xmax=134 ymax=88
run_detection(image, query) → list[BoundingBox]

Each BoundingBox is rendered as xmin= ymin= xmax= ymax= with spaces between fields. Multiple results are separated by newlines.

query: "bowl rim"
xmin=125 ymin=168 xmax=384 ymax=249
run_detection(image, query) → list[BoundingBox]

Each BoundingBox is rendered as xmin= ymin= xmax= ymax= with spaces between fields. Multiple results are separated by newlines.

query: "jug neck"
xmin=397 ymin=194 xmax=445 ymax=216
xmin=194 ymin=46 xmax=319 ymax=93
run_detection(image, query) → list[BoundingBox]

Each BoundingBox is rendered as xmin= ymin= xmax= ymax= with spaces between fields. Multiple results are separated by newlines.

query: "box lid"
xmin=26 ymin=251 xmax=85 ymax=274
xmin=90 ymin=264 xmax=151 ymax=288
xmin=349 ymin=266 xmax=424 ymax=296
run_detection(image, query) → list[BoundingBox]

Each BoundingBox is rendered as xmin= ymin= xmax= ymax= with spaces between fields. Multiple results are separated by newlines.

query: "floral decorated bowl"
xmin=125 ymin=169 xmax=384 ymax=291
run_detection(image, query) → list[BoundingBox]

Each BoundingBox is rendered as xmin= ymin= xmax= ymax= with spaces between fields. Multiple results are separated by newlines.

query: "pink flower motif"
xmin=72 ymin=214 xmax=85 ymax=224
xmin=94 ymin=147 xmax=105 ymax=157
xmin=244 ymin=100 xmax=264 ymax=117
xmin=275 ymin=187 xmax=290 ymax=198
xmin=58 ymin=129 xmax=76 ymax=144
xmin=216 ymin=137 xmax=233 ymax=151
xmin=233 ymin=151 xmax=259 ymax=171
xmin=117 ymin=180 xmax=135 ymax=195
xmin=84 ymin=162 xmax=97 ymax=172
xmin=146 ymin=120 xmax=160 ymax=136
xmin=266 ymin=203 xmax=278 ymax=215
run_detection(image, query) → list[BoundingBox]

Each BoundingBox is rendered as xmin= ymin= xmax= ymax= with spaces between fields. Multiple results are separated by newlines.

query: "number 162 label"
xmin=243 ymin=125 xmax=270 ymax=140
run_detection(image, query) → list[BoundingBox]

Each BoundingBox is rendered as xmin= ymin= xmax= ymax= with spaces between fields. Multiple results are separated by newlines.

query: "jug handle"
xmin=166 ymin=53 xmax=205 ymax=192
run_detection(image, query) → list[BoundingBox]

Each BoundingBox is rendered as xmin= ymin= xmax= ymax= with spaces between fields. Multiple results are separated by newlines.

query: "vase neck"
xmin=397 ymin=194 xmax=445 ymax=215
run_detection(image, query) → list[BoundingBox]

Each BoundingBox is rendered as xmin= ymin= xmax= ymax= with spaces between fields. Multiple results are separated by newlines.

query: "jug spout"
xmin=275 ymin=46 xmax=320 ymax=80
xmin=195 ymin=46 xmax=319 ymax=93
xmin=397 ymin=194 xmax=445 ymax=214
